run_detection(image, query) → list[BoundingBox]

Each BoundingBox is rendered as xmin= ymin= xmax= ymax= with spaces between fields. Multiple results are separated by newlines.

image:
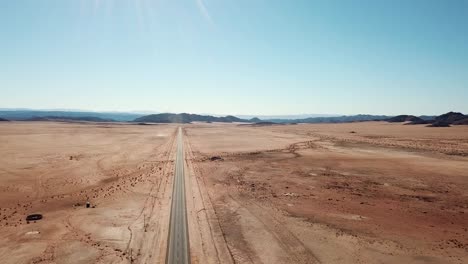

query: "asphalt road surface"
xmin=166 ymin=127 xmax=190 ymax=264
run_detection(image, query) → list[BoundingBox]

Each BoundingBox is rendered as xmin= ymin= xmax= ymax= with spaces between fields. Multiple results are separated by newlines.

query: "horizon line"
xmin=0 ymin=107 xmax=462 ymax=117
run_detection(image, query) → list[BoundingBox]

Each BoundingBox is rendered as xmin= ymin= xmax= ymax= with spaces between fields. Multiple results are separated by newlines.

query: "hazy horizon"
xmin=1 ymin=107 xmax=460 ymax=118
xmin=1 ymin=1 xmax=467 ymax=115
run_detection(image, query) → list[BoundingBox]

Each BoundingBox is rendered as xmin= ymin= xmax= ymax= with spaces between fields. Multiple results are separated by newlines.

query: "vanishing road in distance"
xmin=166 ymin=127 xmax=190 ymax=264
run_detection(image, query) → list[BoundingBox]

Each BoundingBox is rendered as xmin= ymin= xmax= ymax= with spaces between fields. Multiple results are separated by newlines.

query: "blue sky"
xmin=1 ymin=0 xmax=467 ymax=115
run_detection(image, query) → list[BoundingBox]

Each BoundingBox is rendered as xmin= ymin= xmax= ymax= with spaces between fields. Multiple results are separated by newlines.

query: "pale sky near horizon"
xmin=1 ymin=0 xmax=467 ymax=115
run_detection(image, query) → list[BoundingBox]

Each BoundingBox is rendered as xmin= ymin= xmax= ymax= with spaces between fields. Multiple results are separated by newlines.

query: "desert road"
xmin=1 ymin=122 xmax=467 ymax=263
xmin=166 ymin=127 xmax=190 ymax=264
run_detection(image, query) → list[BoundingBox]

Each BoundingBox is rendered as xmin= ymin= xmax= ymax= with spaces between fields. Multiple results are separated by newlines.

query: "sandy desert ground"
xmin=0 ymin=122 xmax=178 ymax=263
xmin=185 ymin=122 xmax=468 ymax=264
xmin=0 ymin=121 xmax=467 ymax=264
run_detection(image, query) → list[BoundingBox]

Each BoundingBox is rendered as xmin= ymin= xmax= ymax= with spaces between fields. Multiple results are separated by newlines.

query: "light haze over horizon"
xmin=1 ymin=0 xmax=467 ymax=116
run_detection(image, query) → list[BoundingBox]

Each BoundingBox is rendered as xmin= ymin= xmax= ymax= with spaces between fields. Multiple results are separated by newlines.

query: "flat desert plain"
xmin=0 ymin=121 xmax=467 ymax=264
xmin=0 ymin=122 xmax=178 ymax=264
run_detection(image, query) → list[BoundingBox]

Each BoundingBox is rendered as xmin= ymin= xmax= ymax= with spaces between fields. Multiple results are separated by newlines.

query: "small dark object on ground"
xmin=86 ymin=201 xmax=90 ymax=208
xmin=210 ymin=156 xmax=223 ymax=161
xmin=350 ymin=131 xmax=356 ymax=133
xmin=26 ymin=214 xmax=43 ymax=221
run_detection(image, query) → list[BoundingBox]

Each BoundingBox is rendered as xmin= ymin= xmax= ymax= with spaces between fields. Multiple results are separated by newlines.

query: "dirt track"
xmin=0 ymin=121 xmax=467 ymax=263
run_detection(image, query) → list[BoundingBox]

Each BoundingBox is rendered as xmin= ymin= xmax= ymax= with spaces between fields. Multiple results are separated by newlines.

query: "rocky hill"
xmin=386 ymin=115 xmax=424 ymax=123
xmin=434 ymin=112 xmax=467 ymax=123
xmin=402 ymin=112 xmax=468 ymax=127
xmin=453 ymin=118 xmax=468 ymax=125
xmin=427 ymin=121 xmax=451 ymax=127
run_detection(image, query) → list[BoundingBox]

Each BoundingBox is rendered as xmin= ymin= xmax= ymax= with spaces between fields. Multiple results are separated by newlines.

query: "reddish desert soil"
xmin=0 ymin=121 xmax=467 ymax=264
xmin=185 ymin=122 xmax=468 ymax=264
xmin=0 ymin=122 xmax=178 ymax=264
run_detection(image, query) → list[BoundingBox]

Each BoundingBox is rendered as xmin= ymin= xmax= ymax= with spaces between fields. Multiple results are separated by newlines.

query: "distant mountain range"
xmin=386 ymin=115 xmax=433 ymax=123
xmin=0 ymin=110 xmax=141 ymax=122
xmin=0 ymin=109 xmax=466 ymax=126
xmin=268 ymin=114 xmax=390 ymax=124
xmin=25 ymin=116 xmax=115 ymax=122
xmin=134 ymin=113 xmax=253 ymax=123
xmin=234 ymin=114 xmax=340 ymax=120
